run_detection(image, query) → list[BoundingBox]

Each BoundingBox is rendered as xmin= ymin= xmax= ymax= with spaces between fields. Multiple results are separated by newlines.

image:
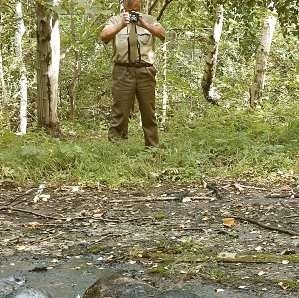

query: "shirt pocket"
xmin=116 ymin=33 xmax=128 ymax=46
xmin=138 ymin=33 xmax=151 ymax=45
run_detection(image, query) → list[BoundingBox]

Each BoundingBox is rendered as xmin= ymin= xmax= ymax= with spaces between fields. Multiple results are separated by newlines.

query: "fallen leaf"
xmin=40 ymin=194 xmax=51 ymax=202
xmin=215 ymin=289 xmax=224 ymax=293
xmin=234 ymin=183 xmax=244 ymax=192
xmin=223 ymin=217 xmax=236 ymax=227
xmin=93 ymin=213 xmax=103 ymax=218
xmin=217 ymin=252 xmax=236 ymax=259
xmin=23 ymin=222 xmax=42 ymax=229
xmin=182 ymin=197 xmax=192 ymax=203
xmin=71 ymin=186 xmax=80 ymax=192
xmin=278 ymin=281 xmax=288 ymax=290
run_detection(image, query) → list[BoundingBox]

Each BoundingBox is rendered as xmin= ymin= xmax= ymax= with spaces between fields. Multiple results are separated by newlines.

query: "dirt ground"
xmin=0 ymin=181 xmax=298 ymax=297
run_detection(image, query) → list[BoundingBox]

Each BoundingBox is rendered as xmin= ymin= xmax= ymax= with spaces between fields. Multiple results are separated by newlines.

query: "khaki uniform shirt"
xmin=105 ymin=14 xmax=160 ymax=64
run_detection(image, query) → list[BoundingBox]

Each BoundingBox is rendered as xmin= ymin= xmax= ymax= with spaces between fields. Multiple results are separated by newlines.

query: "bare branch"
xmin=157 ymin=0 xmax=174 ymax=21
xmin=148 ymin=0 xmax=159 ymax=14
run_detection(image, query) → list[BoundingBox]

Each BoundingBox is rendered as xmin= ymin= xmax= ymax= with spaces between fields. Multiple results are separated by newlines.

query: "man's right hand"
xmin=121 ymin=12 xmax=130 ymax=27
xmin=100 ymin=13 xmax=130 ymax=43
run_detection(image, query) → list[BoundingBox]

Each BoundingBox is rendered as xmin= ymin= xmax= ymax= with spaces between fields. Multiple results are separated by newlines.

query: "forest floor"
xmin=0 ymin=181 xmax=298 ymax=297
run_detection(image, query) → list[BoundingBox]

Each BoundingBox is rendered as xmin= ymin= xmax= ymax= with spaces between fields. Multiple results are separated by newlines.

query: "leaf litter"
xmin=0 ymin=181 xmax=298 ymax=296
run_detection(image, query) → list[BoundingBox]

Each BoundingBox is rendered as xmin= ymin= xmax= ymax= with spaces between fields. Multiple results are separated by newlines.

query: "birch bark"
xmin=36 ymin=0 xmax=61 ymax=135
xmin=15 ymin=2 xmax=28 ymax=134
xmin=201 ymin=5 xmax=224 ymax=104
xmin=0 ymin=13 xmax=7 ymax=103
xmin=249 ymin=12 xmax=277 ymax=108
xmin=161 ymin=39 xmax=168 ymax=125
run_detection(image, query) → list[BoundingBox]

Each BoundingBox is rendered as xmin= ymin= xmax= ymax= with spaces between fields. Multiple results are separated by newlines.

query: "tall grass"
xmin=0 ymin=102 xmax=298 ymax=186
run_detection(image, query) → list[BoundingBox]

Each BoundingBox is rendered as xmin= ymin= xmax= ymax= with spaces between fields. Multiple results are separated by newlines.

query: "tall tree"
xmin=0 ymin=13 xmax=7 ymax=103
xmin=15 ymin=1 xmax=28 ymax=134
xmin=161 ymin=38 xmax=168 ymax=125
xmin=201 ymin=5 xmax=224 ymax=104
xmin=36 ymin=0 xmax=61 ymax=135
xmin=249 ymin=7 xmax=277 ymax=108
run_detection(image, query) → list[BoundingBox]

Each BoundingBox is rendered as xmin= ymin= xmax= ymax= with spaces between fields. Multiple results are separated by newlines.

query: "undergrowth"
xmin=0 ymin=102 xmax=298 ymax=186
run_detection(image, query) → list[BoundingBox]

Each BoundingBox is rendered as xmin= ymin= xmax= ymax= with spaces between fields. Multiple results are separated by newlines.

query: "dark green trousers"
xmin=108 ymin=64 xmax=159 ymax=147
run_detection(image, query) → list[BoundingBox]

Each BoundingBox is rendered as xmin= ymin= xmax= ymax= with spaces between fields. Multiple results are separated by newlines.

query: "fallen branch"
xmin=1 ymin=206 xmax=120 ymax=222
xmin=121 ymin=216 xmax=153 ymax=223
xmin=0 ymin=188 xmax=35 ymax=209
xmin=206 ymin=183 xmax=225 ymax=200
xmin=215 ymin=258 xmax=296 ymax=264
xmin=231 ymin=183 xmax=267 ymax=191
xmin=282 ymin=215 xmax=299 ymax=219
xmin=67 ymin=216 xmax=120 ymax=223
xmin=181 ymin=227 xmax=205 ymax=231
xmin=1 ymin=206 xmax=63 ymax=220
xmin=266 ymin=193 xmax=299 ymax=199
xmin=232 ymin=215 xmax=299 ymax=236
xmin=109 ymin=196 xmax=211 ymax=204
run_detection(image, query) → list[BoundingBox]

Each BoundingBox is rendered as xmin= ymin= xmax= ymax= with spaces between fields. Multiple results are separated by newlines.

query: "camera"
xmin=129 ymin=11 xmax=139 ymax=23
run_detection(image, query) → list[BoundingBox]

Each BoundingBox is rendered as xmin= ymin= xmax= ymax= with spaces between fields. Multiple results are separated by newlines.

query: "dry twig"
xmin=232 ymin=215 xmax=299 ymax=236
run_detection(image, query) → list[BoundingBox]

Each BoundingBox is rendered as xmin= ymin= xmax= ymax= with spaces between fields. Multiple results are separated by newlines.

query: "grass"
xmin=0 ymin=102 xmax=298 ymax=186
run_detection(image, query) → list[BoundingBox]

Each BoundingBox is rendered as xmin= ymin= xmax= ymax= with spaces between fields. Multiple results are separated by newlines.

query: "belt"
xmin=114 ymin=62 xmax=153 ymax=68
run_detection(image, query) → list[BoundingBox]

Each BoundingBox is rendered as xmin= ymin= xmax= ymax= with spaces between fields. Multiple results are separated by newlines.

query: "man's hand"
xmin=100 ymin=13 xmax=130 ymax=43
xmin=137 ymin=15 xmax=147 ymax=28
xmin=138 ymin=16 xmax=166 ymax=41
xmin=120 ymin=12 xmax=130 ymax=28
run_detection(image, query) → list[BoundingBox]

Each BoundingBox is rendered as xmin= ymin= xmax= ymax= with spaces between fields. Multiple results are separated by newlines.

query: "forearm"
xmin=100 ymin=23 xmax=125 ymax=43
xmin=141 ymin=22 xmax=165 ymax=41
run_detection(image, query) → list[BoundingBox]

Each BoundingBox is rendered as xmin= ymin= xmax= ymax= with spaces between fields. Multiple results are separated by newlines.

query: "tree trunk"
xmin=15 ymin=2 xmax=28 ymax=135
xmin=0 ymin=13 xmax=7 ymax=103
xmin=119 ymin=0 xmax=124 ymax=12
xmin=161 ymin=39 xmax=168 ymax=125
xmin=249 ymin=12 xmax=277 ymax=108
xmin=201 ymin=5 xmax=224 ymax=104
xmin=36 ymin=0 xmax=61 ymax=135
xmin=0 ymin=47 xmax=7 ymax=103
xmin=68 ymin=49 xmax=81 ymax=122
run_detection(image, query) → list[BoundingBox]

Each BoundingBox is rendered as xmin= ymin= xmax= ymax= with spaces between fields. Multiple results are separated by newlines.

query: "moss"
xmin=153 ymin=211 xmax=167 ymax=221
xmin=148 ymin=265 xmax=172 ymax=277
xmin=276 ymin=279 xmax=299 ymax=290
xmin=216 ymin=253 xmax=299 ymax=264
xmin=85 ymin=244 xmax=107 ymax=254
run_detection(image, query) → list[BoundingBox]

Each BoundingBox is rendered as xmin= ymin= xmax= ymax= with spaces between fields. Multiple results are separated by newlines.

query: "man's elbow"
xmin=100 ymin=30 xmax=111 ymax=43
xmin=159 ymin=29 xmax=166 ymax=42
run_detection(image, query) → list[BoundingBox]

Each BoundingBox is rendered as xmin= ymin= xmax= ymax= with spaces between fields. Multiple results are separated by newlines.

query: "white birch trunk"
xmin=145 ymin=0 xmax=150 ymax=14
xmin=15 ymin=2 xmax=28 ymax=135
xmin=0 ymin=48 xmax=7 ymax=103
xmin=36 ymin=0 xmax=61 ymax=135
xmin=119 ymin=0 xmax=125 ymax=12
xmin=161 ymin=40 xmax=168 ymax=125
xmin=201 ymin=5 xmax=224 ymax=104
xmin=49 ymin=3 xmax=60 ymax=114
xmin=0 ymin=13 xmax=7 ymax=103
xmin=249 ymin=12 xmax=277 ymax=108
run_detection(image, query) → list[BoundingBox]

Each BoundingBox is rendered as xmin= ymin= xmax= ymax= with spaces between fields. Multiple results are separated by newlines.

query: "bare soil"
xmin=0 ymin=181 xmax=298 ymax=297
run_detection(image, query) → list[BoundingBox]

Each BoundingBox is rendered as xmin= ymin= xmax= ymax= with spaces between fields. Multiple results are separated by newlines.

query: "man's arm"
xmin=100 ymin=13 xmax=130 ymax=43
xmin=139 ymin=17 xmax=166 ymax=41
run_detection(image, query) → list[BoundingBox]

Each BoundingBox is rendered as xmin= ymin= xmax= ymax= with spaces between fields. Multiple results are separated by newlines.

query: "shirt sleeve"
xmin=141 ymin=14 xmax=161 ymax=26
xmin=105 ymin=16 xmax=119 ymax=27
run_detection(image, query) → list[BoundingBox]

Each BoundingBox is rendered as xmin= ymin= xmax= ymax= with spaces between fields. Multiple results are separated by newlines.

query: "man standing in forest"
xmin=100 ymin=0 xmax=165 ymax=147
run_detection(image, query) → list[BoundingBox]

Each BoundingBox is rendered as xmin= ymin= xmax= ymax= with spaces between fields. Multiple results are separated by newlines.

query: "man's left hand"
xmin=137 ymin=15 xmax=148 ymax=29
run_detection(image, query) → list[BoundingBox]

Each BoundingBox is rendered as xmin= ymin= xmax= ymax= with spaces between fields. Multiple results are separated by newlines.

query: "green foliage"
xmin=0 ymin=0 xmax=298 ymax=187
xmin=0 ymin=102 xmax=297 ymax=186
